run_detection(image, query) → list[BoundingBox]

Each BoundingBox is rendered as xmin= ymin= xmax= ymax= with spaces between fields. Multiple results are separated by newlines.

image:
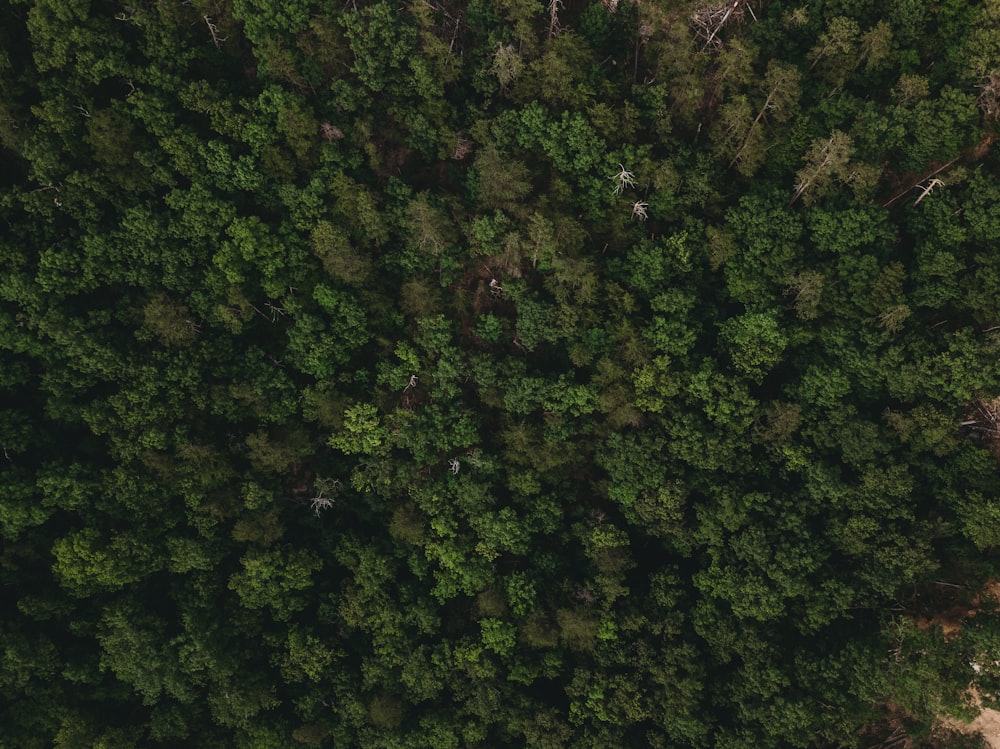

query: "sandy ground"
xmin=970 ymin=709 xmax=1000 ymax=748
xmin=944 ymin=708 xmax=1000 ymax=748
xmin=928 ymin=582 xmax=1000 ymax=746
xmin=965 ymin=587 xmax=1000 ymax=747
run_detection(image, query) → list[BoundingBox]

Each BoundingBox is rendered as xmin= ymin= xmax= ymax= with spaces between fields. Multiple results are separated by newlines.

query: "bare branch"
xmin=965 ymin=397 xmax=1000 ymax=436
xmin=912 ymin=178 xmax=945 ymax=205
xmin=451 ymin=133 xmax=472 ymax=160
xmin=881 ymin=157 xmax=960 ymax=207
xmin=204 ymin=15 xmax=228 ymax=49
xmin=978 ymin=70 xmax=1000 ymax=119
xmin=310 ymin=478 xmax=342 ymax=516
xmin=320 ymin=122 xmax=345 ymax=141
xmin=692 ymin=0 xmax=754 ymax=52
xmin=263 ymin=301 xmax=287 ymax=322
xmin=547 ymin=0 xmax=563 ymax=38
xmin=611 ymin=164 xmax=637 ymax=195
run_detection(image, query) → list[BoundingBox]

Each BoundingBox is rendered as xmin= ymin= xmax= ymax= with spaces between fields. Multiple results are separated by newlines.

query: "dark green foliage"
xmin=2 ymin=0 xmax=1000 ymax=747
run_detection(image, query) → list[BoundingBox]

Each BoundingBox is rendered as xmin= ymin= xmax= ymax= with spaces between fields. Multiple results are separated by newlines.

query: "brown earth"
xmin=934 ymin=583 xmax=1000 ymax=746
xmin=967 ymin=709 xmax=1000 ymax=748
xmin=939 ymin=701 xmax=1000 ymax=748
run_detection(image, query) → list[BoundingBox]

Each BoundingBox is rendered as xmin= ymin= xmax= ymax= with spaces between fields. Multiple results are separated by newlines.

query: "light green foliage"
xmin=491 ymin=43 xmax=523 ymax=91
xmin=720 ymin=312 xmax=789 ymax=380
xmin=52 ymin=529 xmax=154 ymax=596
xmin=141 ymin=293 xmax=198 ymax=347
xmin=808 ymin=16 xmax=860 ymax=86
xmin=234 ymin=0 xmax=316 ymax=38
xmin=277 ymin=625 xmax=337 ymax=683
xmin=480 ymin=618 xmax=517 ymax=655
xmin=470 ymin=147 xmax=533 ymax=211
xmin=228 ymin=548 xmax=322 ymax=619
xmin=791 ymin=130 xmax=859 ymax=205
xmin=329 ymin=403 xmax=389 ymax=457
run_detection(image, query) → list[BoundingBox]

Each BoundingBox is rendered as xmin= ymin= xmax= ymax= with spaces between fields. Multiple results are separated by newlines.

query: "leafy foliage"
xmin=2 ymin=0 xmax=1000 ymax=747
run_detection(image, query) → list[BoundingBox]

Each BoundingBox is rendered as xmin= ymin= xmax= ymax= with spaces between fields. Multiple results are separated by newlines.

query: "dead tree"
xmin=881 ymin=157 xmax=960 ymax=208
xmin=691 ymin=0 xmax=756 ymax=51
xmin=912 ymin=178 xmax=944 ymax=205
xmin=964 ymin=398 xmax=1000 ymax=437
xmin=548 ymin=0 xmax=563 ymax=38
xmin=320 ymin=123 xmax=345 ymax=141
xmin=978 ymin=70 xmax=1000 ymax=119
xmin=309 ymin=478 xmax=342 ymax=516
xmin=451 ymin=134 xmax=472 ymax=160
xmin=204 ymin=16 xmax=227 ymax=49
xmin=611 ymin=164 xmax=637 ymax=195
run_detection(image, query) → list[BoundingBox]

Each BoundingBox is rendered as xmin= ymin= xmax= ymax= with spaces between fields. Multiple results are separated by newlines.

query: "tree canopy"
xmin=3 ymin=0 xmax=1000 ymax=746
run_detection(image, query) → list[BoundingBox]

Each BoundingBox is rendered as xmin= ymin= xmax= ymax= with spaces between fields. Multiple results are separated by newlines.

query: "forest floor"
xmin=966 ymin=710 xmax=1000 ymax=748
xmin=932 ymin=582 xmax=1000 ymax=747
xmin=938 ymin=703 xmax=1000 ymax=748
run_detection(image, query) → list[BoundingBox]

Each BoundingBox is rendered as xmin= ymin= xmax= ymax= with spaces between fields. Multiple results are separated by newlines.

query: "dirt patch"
xmin=968 ymin=709 xmax=1000 ymax=748
xmin=915 ymin=603 xmax=978 ymax=637
xmin=933 ymin=584 xmax=1000 ymax=746
xmin=918 ymin=581 xmax=1000 ymax=635
xmin=939 ymin=699 xmax=1000 ymax=748
xmin=968 ymin=133 xmax=997 ymax=162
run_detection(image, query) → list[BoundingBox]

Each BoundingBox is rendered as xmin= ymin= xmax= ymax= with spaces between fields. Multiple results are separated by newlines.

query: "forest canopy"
xmin=3 ymin=0 xmax=1000 ymax=746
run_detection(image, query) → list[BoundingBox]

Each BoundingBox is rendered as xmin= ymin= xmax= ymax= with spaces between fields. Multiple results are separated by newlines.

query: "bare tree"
xmin=204 ymin=16 xmax=228 ymax=49
xmin=691 ymin=0 xmax=756 ymax=52
xmin=548 ymin=0 xmax=563 ymax=38
xmin=320 ymin=123 xmax=345 ymax=141
xmin=913 ymin=178 xmax=945 ymax=205
xmin=964 ymin=398 xmax=1000 ymax=437
xmin=882 ymin=157 xmax=959 ymax=208
xmin=310 ymin=478 xmax=342 ymax=516
xmin=611 ymin=164 xmax=636 ymax=195
xmin=978 ymin=70 xmax=1000 ymax=119
xmin=451 ymin=133 xmax=473 ymax=160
